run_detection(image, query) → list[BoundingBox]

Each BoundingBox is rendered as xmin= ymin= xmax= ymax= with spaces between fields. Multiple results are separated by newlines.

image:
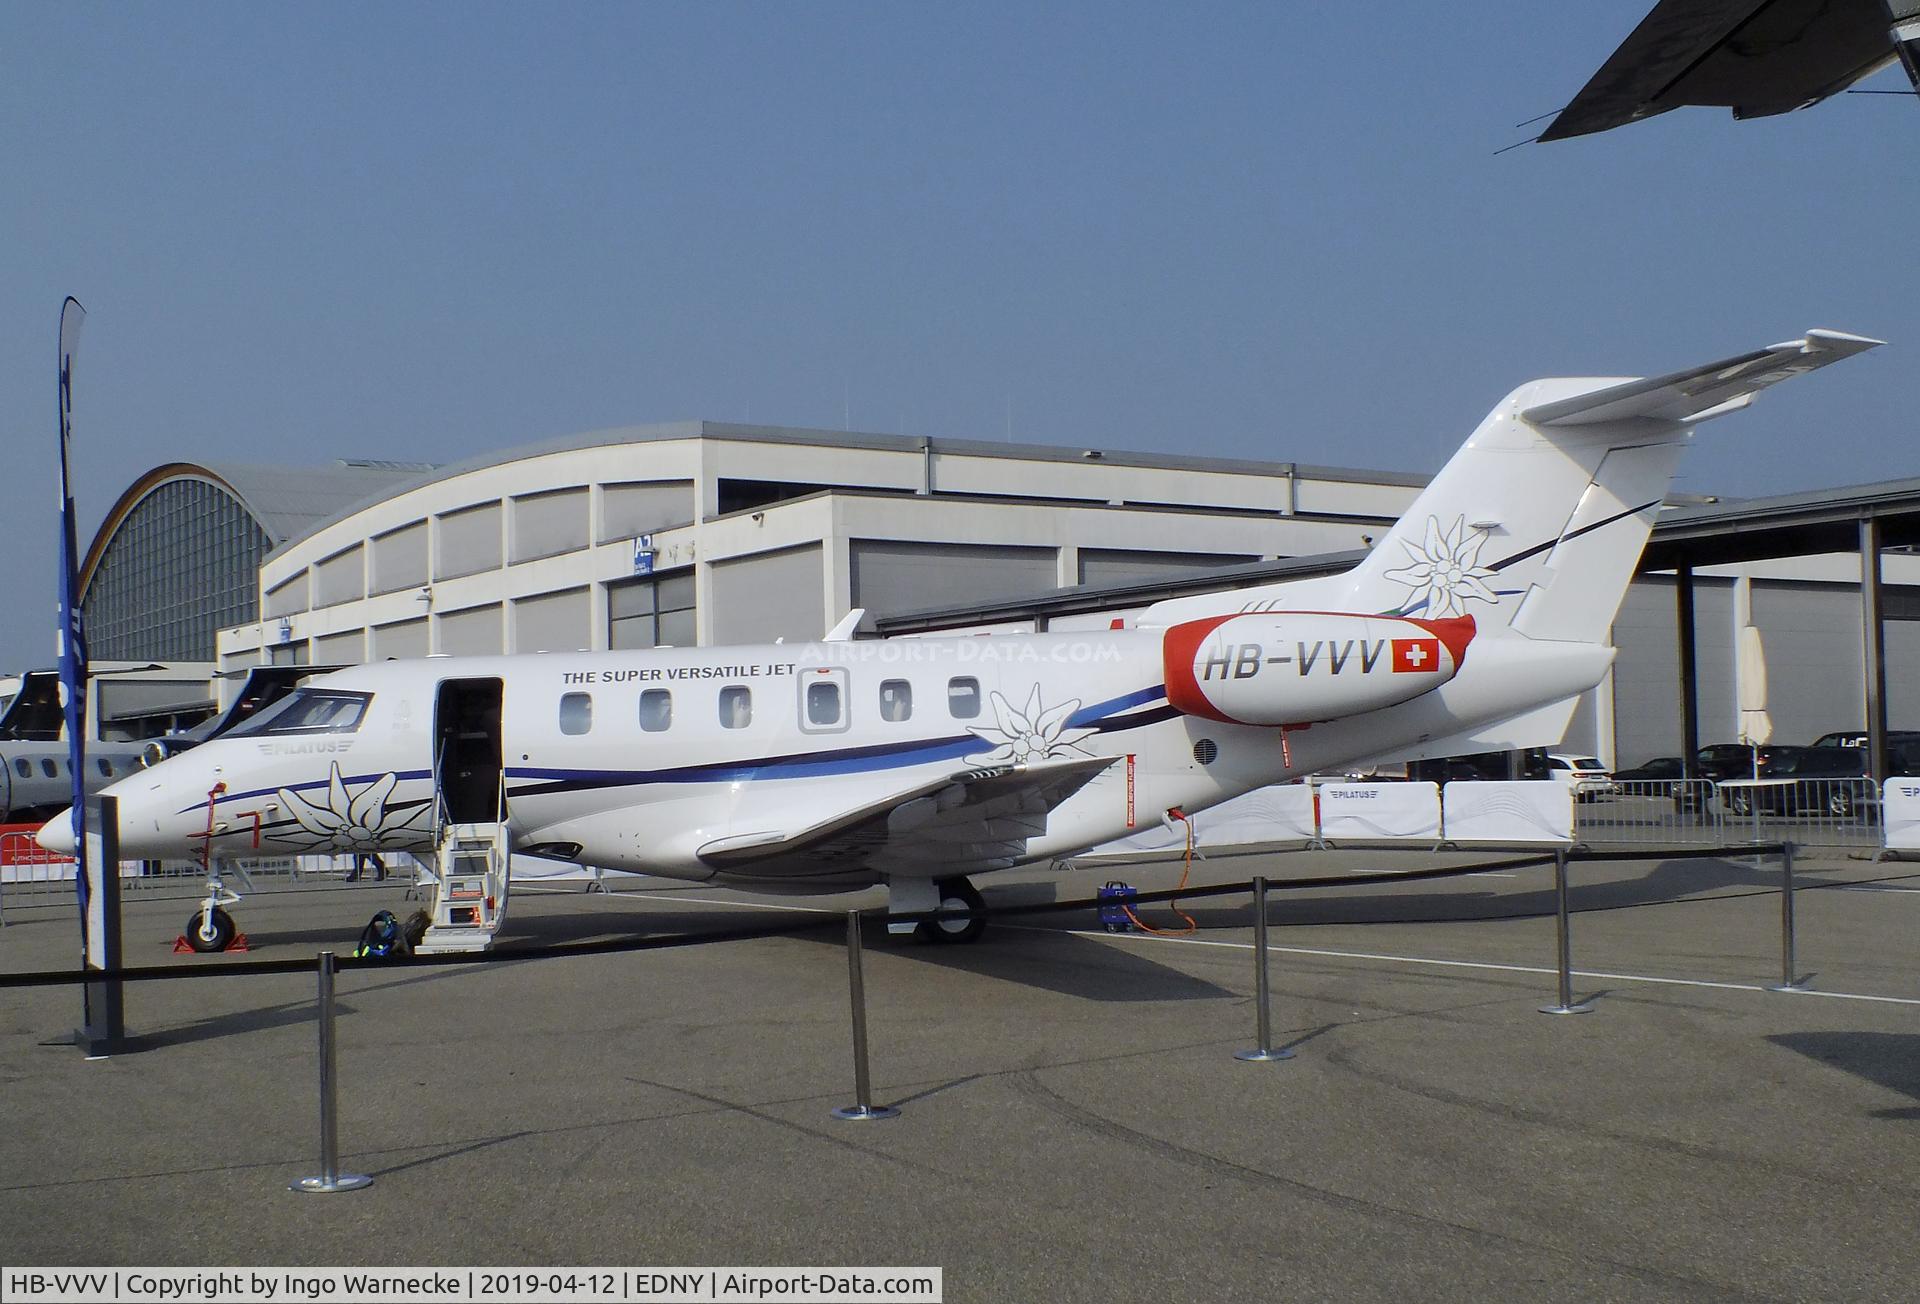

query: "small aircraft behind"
xmin=41 ymin=330 xmax=1882 ymax=951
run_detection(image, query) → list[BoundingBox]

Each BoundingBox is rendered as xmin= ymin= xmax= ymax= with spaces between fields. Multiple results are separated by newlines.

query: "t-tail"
xmin=1143 ymin=330 xmax=1882 ymax=642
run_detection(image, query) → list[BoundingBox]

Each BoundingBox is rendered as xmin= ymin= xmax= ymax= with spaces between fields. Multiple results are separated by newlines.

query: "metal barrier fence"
xmin=1574 ymin=778 xmax=1881 ymax=849
xmin=0 ymin=832 xmax=397 ymax=920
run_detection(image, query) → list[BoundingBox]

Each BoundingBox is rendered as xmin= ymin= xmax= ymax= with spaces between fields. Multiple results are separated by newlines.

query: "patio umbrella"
xmin=1738 ymin=623 xmax=1772 ymax=750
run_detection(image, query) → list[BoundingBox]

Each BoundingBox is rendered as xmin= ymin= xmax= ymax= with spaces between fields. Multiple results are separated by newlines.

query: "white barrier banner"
xmin=1316 ymin=781 xmax=1440 ymax=842
xmin=1883 ymin=777 xmax=1920 ymax=851
xmin=1192 ymin=783 xmax=1319 ymax=847
xmin=1443 ymin=781 xmax=1573 ymax=844
xmin=1080 ymin=783 xmax=1320 ymax=856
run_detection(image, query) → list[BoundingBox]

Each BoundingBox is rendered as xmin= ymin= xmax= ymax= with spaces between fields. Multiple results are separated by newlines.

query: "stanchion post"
xmin=292 ymin=951 xmax=373 ymax=1192
xmin=1236 ymin=876 xmax=1293 ymax=1062
xmin=832 ymin=911 xmax=898 ymax=1120
xmin=1539 ymin=847 xmax=1593 ymax=1016
xmin=1766 ymin=842 xmax=1808 ymax=993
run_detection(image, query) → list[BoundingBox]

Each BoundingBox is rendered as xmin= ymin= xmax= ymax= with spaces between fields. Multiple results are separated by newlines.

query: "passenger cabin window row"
xmin=549 ymin=676 xmax=987 ymax=734
xmin=10 ymin=756 xmax=114 ymax=778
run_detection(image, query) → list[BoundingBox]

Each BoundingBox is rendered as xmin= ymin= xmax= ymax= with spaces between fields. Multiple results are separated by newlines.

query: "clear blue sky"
xmin=3 ymin=2 xmax=1913 ymax=671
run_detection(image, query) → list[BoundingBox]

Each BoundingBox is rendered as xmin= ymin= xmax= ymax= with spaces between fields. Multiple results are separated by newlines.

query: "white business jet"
xmin=41 ymin=331 xmax=1881 ymax=951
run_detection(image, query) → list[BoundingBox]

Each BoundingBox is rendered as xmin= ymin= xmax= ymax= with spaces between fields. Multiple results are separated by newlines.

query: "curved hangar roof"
xmin=79 ymin=460 xmax=432 ymax=661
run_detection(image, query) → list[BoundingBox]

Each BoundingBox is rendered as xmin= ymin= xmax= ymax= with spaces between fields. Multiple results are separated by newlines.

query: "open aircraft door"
xmin=420 ymin=677 xmax=510 ymax=952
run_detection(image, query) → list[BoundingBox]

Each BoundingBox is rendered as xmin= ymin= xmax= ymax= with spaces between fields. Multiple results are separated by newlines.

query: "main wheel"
xmin=186 ymin=906 xmax=236 ymax=953
xmin=916 ymin=877 xmax=987 ymax=945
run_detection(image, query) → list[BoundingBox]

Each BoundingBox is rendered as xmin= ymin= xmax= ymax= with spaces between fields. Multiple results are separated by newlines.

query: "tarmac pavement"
xmin=1 ymin=846 xmax=1917 ymax=1301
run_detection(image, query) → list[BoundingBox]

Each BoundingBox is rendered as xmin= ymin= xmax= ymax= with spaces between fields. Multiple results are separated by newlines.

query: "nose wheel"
xmin=916 ymin=876 xmax=987 ymax=944
xmin=185 ymin=905 xmax=237 ymax=953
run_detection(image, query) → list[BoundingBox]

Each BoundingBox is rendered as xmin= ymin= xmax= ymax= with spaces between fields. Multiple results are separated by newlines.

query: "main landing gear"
xmin=887 ymin=876 xmax=987 ymax=944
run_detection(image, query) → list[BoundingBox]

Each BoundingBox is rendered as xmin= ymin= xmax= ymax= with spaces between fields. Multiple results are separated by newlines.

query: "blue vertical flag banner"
xmin=57 ymin=297 xmax=90 ymax=946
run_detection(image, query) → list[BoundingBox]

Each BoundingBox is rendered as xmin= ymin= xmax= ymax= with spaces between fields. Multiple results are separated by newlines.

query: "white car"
xmin=1547 ymin=753 xmax=1617 ymax=801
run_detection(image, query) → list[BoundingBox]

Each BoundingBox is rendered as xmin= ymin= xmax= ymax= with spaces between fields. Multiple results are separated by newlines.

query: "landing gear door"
xmin=433 ymin=678 xmax=505 ymax=825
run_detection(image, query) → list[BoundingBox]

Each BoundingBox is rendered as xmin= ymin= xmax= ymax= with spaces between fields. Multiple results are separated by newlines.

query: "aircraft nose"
xmin=36 ymin=811 xmax=77 ymax=856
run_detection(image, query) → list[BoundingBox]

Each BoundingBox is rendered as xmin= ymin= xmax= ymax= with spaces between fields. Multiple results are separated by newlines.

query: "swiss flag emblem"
xmin=1392 ymin=638 xmax=1441 ymax=673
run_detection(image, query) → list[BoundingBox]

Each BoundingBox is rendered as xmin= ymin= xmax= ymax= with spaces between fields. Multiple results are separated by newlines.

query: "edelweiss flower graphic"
xmin=274 ymin=763 xmax=428 ymax=852
xmin=966 ymin=686 xmax=1097 ymax=765
xmin=1381 ymin=515 xmax=1499 ymax=617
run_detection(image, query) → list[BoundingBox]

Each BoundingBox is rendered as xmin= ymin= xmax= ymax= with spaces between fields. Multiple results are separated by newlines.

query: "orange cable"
xmin=1123 ymin=816 xmax=1199 ymax=937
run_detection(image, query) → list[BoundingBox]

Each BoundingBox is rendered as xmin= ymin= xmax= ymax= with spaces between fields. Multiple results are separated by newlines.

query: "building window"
xmin=947 ymin=677 xmax=981 ymax=719
xmin=639 ymin=689 xmax=672 ymax=732
xmin=879 ymin=679 xmax=912 ymax=722
xmin=609 ymin=570 xmax=696 ymax=649
xmin=719 ymin=685 xmax=752 ymax=729
xmin=559 ymin=692 xmax=593 ymax=735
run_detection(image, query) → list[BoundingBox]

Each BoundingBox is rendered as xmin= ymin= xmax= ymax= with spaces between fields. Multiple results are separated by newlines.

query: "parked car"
xmin=1546 ymin=753 xmax=1616 ymax=801
xmin=1811 ymin=729 xmax=1920 ymax=751
xmin=1719 ymin=746 xmax=1875 ymax=817
xmin=1406 ymin=748 xmax=1549 ymax=785
xmin=1694 ymin=743 xmax=1804 ymax=782
xmin=1614 ymin=756 xmax=1684 ymax=783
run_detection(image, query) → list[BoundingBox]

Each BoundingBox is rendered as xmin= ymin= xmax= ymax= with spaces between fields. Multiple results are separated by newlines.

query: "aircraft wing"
xmin=696 ymin=754 xmax=1118 ymax=880
xmin=1539 ymin=0 xmax=1920 ymax=142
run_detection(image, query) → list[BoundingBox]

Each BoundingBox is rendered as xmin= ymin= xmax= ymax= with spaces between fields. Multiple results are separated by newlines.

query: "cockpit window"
xmin=227 ymin=688 xmax=372 ymax=737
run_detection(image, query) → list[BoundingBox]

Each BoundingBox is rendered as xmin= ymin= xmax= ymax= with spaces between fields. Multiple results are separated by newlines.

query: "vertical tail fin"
xmin=1142 ymin=331 xmax=1882 ymax=643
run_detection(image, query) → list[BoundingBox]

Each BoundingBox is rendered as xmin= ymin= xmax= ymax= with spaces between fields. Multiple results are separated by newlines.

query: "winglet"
xmin=1521 ymin=330 xmax=1883 ymax=428
xmin=824 ymin=608 xmax=866 ymax=642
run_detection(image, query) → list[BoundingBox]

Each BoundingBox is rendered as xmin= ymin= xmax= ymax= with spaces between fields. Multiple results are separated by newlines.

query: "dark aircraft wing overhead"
xmin=1540 ymin=0 xmax=1920 ymax=142
xmin=697 ymin=754 xmax=1119 ymax=880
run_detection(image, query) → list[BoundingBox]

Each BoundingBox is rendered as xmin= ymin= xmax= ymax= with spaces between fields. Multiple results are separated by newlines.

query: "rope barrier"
xmin=0 ymin=842 xmax=1816 ymax=991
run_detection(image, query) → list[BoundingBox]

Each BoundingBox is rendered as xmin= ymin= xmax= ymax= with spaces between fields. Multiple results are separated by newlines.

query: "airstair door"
xmin=418 ymin=677 xmax=509 ymax=954
xmin=434 ymin=678 xmax=504 ymax=825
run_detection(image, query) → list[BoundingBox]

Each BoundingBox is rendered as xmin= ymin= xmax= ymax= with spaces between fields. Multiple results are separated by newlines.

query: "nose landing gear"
xmin=184 ymin=902 xmax=237 ymax=953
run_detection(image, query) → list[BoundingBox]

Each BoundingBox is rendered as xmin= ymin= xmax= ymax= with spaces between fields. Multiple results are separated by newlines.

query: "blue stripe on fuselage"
xmin=180 ymin=684 xmax=1174 ymax=811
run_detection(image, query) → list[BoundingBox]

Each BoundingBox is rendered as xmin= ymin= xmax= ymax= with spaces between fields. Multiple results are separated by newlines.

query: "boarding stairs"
xmin=415 ymin=821 xmax=512 ymax=954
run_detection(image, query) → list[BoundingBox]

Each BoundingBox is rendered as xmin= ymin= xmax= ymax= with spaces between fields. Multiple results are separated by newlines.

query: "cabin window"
xmin=41 ymin=758 xmax=58 ymax=778
xmin=947 ymin=677 xmax=982 ymax=720
xmin=879 ymin=679 xmax=912 ymax=722
xmin=638 ymin=689 xmax=672 ymax=732
xmin=97 ymin=758 xmax=114 ymax=777
xmin=558 ymin=692 xmax=593 ymax=735
xmin=719 ymin=685 xmax=752 ymax=729
xmin=806 ymin=680 xmax=843 ymax=727
xmin=228 ymin=688 xmax=372 ymax=737
xmin=12 ymin=759 xmax=27 ymax=778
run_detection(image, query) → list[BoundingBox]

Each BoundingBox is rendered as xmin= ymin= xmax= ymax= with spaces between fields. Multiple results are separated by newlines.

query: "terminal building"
xmin=72 ymin=420 xmax=1920 ymax=772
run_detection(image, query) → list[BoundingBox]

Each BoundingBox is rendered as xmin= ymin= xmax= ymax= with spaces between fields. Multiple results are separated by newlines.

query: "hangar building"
xmin=211 ymin=422 xmax=1424 ymax=669
xmin=78 ymin=460 xmax=430 ymax=662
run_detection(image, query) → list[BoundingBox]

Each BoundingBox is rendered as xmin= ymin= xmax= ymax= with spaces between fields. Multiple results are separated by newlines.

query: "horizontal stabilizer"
xmin=1521 ymin=330 xmax=1882 ymax=427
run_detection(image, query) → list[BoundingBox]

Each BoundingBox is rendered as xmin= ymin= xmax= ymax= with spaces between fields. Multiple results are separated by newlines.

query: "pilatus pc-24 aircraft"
xmin=42 ymin=330 xmax=1881 ymax=952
